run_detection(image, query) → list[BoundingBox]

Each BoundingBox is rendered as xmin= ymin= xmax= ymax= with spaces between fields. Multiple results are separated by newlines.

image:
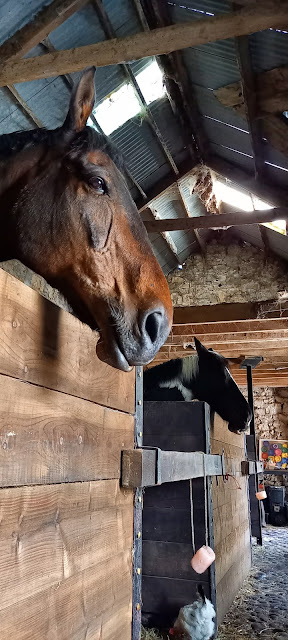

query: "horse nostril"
xmin=143 ymin=309 xmax=165 ymax=345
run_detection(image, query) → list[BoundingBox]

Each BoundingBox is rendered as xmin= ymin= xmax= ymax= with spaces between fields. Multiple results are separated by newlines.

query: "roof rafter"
xmin=0 ymin=0 xmax=88 ymax=65
xmin=135 ymin=0 xmax=206 ymax=161
xmin=0 ymin=1 xmax=287 ymax=85
xmin=144 ymin=207 xmax=288 ymax=233
xmin=91 ymin=0 xmax=179 ymax=175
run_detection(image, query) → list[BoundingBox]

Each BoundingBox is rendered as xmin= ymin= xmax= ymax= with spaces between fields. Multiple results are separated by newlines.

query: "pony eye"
xmin=93 ymin=176 xmax=107 ymax=194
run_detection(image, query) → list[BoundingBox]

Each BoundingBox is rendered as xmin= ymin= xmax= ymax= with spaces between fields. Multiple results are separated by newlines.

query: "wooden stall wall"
xmin=0 ymin=269 xmax=136 ymax=640
xmin=211 ymin=415 xmax=251 ymax=625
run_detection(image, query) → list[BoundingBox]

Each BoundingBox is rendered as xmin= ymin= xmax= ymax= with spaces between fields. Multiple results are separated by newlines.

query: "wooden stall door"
xmin=142 ymin=401 xmax=215 ymax=630
xmin=211 ymin=415 xmax=251 ymax=625
xmin=0 ymin=269 xmax=136 ymax=640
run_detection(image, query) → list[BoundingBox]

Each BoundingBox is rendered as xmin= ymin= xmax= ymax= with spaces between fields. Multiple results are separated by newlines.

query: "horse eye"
xmin=93 ymin=176 xmax=107 ymax=194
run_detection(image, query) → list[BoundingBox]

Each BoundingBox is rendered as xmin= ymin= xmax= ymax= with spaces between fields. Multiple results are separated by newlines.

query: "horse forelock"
xmin=0 ymin=125 xmax=125 ymax=174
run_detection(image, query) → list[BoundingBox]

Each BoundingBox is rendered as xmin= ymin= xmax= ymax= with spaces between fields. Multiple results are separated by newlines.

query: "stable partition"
xmin=142 ymin=402 xmax=251 ymax=632
xmin=0 ymin=268 xmax=137 ymax=640
xmin=211 ymin=415 xmax=251 ymax=624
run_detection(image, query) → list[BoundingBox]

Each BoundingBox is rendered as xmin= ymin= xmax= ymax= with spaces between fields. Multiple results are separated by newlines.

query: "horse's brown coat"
xmin=0 ymin=68 xmax=172 ymax=371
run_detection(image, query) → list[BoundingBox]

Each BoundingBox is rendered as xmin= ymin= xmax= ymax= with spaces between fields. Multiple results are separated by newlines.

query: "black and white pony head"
xmin=143 ymin=337 xmax=252 ymax=434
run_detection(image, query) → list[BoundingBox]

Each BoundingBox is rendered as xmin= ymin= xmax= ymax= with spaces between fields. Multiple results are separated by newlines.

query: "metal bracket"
xmin=241 ymin=460 xmax=264 ymax=475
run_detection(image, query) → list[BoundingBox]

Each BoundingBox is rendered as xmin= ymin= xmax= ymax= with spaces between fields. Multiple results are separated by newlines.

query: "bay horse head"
xmin=0 ymin=68 xmax=173 ymax=371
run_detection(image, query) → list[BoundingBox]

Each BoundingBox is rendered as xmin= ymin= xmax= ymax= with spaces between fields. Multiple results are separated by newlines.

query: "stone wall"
xmin=167 ymin=238 xmax=288 ymax=307
xmin=253 ymin=387 xmax=288 ymax=442
xmin=0 ymin=260 xmax=69 ymax=311
xmin=167 ymin=237 xmax=288 ymax=491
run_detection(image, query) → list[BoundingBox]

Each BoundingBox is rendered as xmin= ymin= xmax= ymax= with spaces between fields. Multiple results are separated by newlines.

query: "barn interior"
xmin=0 ymin=1 xmax=288 ymax=639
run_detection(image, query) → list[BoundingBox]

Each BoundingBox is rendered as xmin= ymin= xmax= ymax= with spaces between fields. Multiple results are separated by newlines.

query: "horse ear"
xmin=64 ymin=67 xmax=95 ymax=132
xmin=194 ymin=337 xmax=208 ymax=356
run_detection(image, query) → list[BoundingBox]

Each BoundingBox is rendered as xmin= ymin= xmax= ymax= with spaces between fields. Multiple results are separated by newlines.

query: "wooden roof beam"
xmin=173 ymin=300 xmax=288 ymax=324
xmin=137 ymin=0 xmax=206 ymax=161
xmin=234 ymin=13 xmax=264 ymax=179
xmin=0 ymin=0 xmax=88 ymax=65
xmin=177 ymin=183 xmax=206 ymax=254
xmin=0 ymin=1 xmax=287 ymax=85
xmin=92 ymin=0 xmax=179 ymax=176
xmin=144 ymin=207 xmax=288 ymax=232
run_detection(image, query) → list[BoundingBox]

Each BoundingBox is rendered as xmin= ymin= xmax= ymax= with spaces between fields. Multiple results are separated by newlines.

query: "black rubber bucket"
xmin=268 ymin=486 xmax=285 ymax=507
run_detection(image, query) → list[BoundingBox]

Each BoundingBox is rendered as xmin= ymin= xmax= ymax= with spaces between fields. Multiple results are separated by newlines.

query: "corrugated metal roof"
xmin=1 ymin=0 xmax=288 ymax=274
xmin=250 ymin=29 xmax=288 ymax=73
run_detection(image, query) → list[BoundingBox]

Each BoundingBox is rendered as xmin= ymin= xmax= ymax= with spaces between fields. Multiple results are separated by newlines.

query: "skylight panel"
xmin=89 ymin=83 xmax=140 ymax=135
xmin=88 ymin=59 xmax=166 ymax=135
xmin=214 ymin=180 xmax=286 ymax=235
xmin=136 ymin=59 xmax=166 ymax=105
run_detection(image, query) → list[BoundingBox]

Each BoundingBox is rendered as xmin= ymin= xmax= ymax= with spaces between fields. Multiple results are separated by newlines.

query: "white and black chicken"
xmin=169 ymin=585 xmax=216 ymax=640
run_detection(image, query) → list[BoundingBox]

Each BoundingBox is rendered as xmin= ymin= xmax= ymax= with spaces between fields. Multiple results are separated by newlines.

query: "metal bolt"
xmin=138 ymin=496 xmax=142 ymax=503
xmin=12 ymin=321 xmax=17 ymax=328
xmin=138 ymin=431 xmax=142 ymax=438
xmin=137 ymin=531 xmax=141 ymax=539
xmin=137 ymin=568 xmax=141 ymax=575
xmin=136 ymin=603 xmax=140 ymax=611
xmin=138 ymin=400 xmax=142 ymax=406
xmin=138 ymin=371 xmax=142 ymax=378
xmin=78 ymin=435 xmax=83 ymax=444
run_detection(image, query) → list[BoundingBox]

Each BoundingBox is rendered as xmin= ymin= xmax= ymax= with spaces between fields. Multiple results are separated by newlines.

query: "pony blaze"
xmin=0 ymin=68 xmax=173 ymax=372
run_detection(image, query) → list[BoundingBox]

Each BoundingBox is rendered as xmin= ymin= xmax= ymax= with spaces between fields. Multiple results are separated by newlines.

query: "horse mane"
xmin=0 ymin=125 xmax=125 ymax=172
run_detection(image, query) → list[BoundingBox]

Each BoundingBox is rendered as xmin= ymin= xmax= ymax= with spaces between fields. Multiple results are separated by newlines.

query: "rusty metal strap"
xmin=121 ymin=448 xmax=226 ymax=488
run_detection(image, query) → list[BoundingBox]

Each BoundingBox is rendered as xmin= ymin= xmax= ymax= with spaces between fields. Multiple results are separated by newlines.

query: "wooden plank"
xmin=0 ymin=551 xmax=132 ymax=639
xmin=214 ymin=520 xmax=250 ymax=585
xmin=173 ymin=300 xmax=284 ymax=324
xmin=168 ymin=328 xmax=288 ymax=346
xmin=145 ymin=207 xmax=288 ymax=232
xmin=0 ymin=269 xmax=135 ymax=413
xmin=0 ymin=373 xmax=134 ymax=486
xmin=156 ymin=344 xmax=288 ymax=358
xmin=122 ymin=448 xmax=224 ymax=488
xmin=211 ymin=414 xmax=246 ymax=450
xmin=0 ymin=0 xmax=88 ymax=65
xmin=0 ymin=480 xmax=133 ymax=639
xmin=142 ymin=576 xmax=210 ymax=626
xmin=211 ymin=415 xmax=251 ymax=622
xmin=172 ymin=318 xmax=288 ymax=335
xmin=216 ymin=543 xmax=251 ymax=624
xmin=0 ymin=1 xmax=287 ymax=85
xmin=0 ymin=478 xmax=132 ymax=537
xmin=142 ymin=541 xmax=198 ymax=581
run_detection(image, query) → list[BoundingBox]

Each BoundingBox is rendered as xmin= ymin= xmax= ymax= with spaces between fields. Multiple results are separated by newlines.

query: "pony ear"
xmin=194 ymin=337 xmax=208 ymax=356
xmin=64 ymin=67 xmax=95 ymax=132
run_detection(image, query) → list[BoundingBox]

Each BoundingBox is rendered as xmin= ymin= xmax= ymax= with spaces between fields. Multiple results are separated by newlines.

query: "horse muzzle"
xmin=96 ymin=305 xmax=171 ymax=371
